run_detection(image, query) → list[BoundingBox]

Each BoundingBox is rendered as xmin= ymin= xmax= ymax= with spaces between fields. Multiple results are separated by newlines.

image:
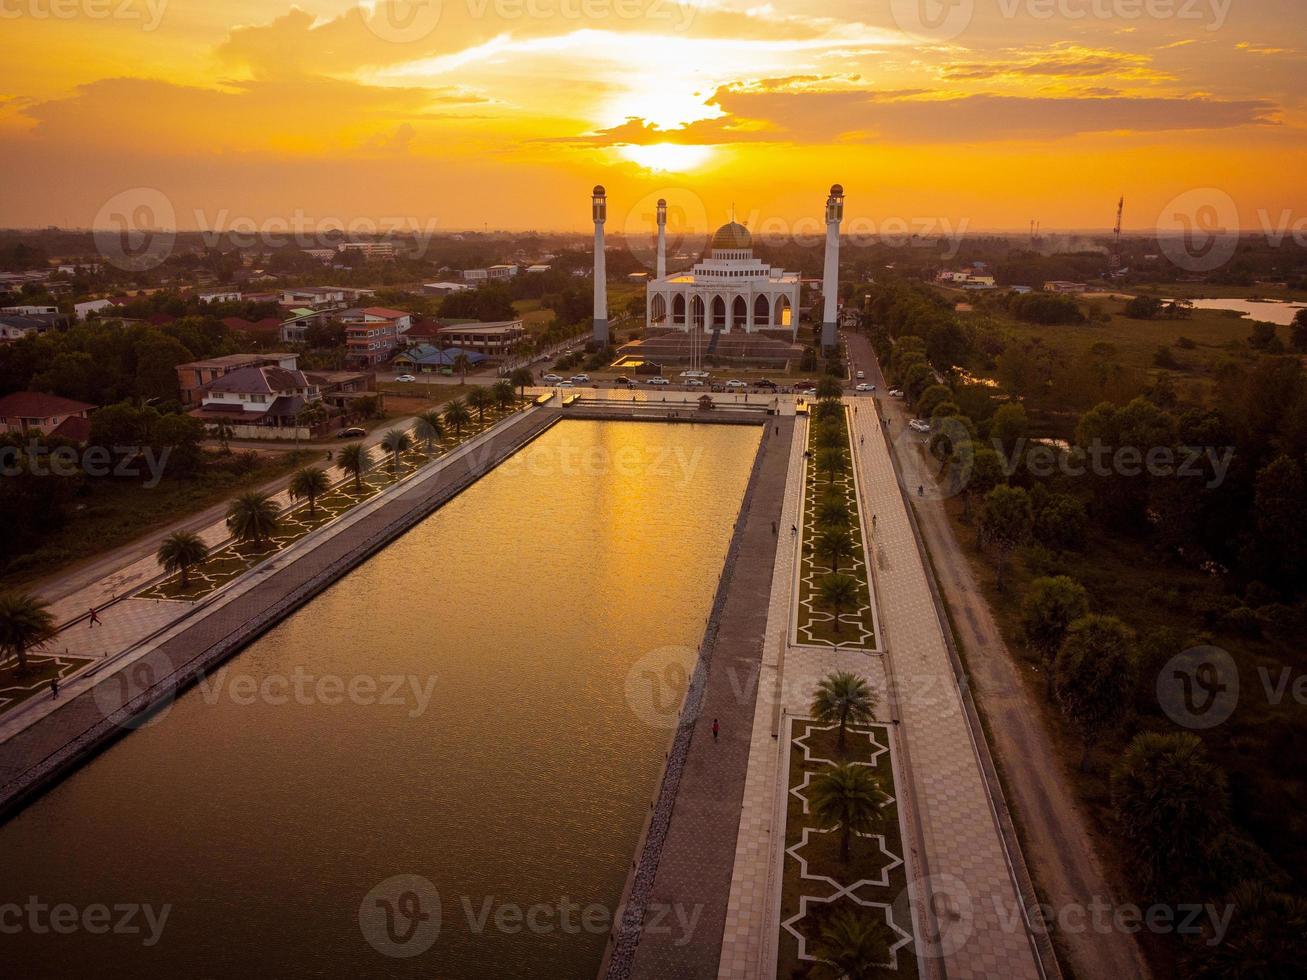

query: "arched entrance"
xmin=672 ymin=293 xmax=686 ymax=326
xmin=690 ymin=294 xmax=705 ymax=331
xmin=732 ymin=295 xmax=748 ymax=331
xmin=754 ymin=294 xmax=770 ymax=327
xmin=775 ymin=295 xmax=793 ymax=327
xmin=651 ymin=294 xmax=667 ymax=325
xmin=710 ymin=295 xmax=727 ymax=329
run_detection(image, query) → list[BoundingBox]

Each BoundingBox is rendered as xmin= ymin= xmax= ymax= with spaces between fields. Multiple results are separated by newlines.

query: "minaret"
xmin=821 ymin=183 xmax=844 ymax=351
xmin=655 ymin=198 xmax=667 ymax=279
xmin=592 ymin=185 xmax=609 ymax=348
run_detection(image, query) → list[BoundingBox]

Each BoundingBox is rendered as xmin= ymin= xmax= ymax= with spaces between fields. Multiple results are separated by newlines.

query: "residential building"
xmin=188 ymin=364 xmax=324 ymax=437
xmin=304 ymin=370 xmax=377 ymax=413
xmin=1043 ymin=281 xmax=1087 ymax=294
xmin=74 ymin=299 xmax=115 ymax=320
xmin=337 ymin=242 xmax=396 ymax=261
xmin=2 ymin=305 xmax=58 ymax=315
xmin=0 ymin=391 xmax=95 ymax=436
xmin=279 ymin=308 xmax=337 ymax=344
xmin=525 ymin=264 xmax=552 ymax=274
xmin=422 ymin=281 xmax=471 ymax=296
xmin=0 ymin=313 xmax=63 ymax=342
xmin=437 ymin=320 xmax=526 ymax=357
xmin=461 ymin=268 xmax=489 ymax=283
xmin=175 ymin=352 xmax=299 ymax=406
xmin=341 ymin=307 xmax=413 ymax=366
xmin=391 ymin=344 xmax=488 ymax=373
xmin=198 ymin=288 xmax=242 ymax=304
xmin=487 ymin=264 xmax=518 ymax=280
xmin=280 ymin=286 xmax=349 ymax=309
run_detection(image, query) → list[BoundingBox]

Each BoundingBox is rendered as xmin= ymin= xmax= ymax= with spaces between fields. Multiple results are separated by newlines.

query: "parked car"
xmin=338 ymin=426 xmax=367 ymax=438
xmin=680 ymin=369 xmax=710 ymax=379
xmin=757 ymin=378 xmax=777 ymax=389
xmin=542 ymin=373 xmax=563 ymax=383
xmin=615 ymin=376 xmax=632 ymax=385
xmin=395 ymin=374 xmax=417 ymax=383
xmin=889 ymin=388 xmax=904 ymax=398
xmin=855 ymin=383 xmax=874 ymax=392
xmin=856 ymin=370 xmax=866 ymax=380
xmin=686 ymin=379 xmax=705 ymax=387
xmin=558 ymin=380 xmax=575 ymax=388
xmin=909 ymin=418 xmax=931 ymax=433
xmin=647 ymin=377 xmax=670 ymax=385
xmin=725 ymin=379 xmax=747 ymax=389
xmin=571 ymin=374 xmax=590 ymax=383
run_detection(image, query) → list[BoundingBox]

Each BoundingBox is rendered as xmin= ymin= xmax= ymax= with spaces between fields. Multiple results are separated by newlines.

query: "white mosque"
xmin=591 ymin=184 xmax=844 ymax=366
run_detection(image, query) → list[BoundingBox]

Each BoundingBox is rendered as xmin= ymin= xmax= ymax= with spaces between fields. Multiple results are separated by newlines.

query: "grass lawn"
xmin=0 ymin=451 xmax=311 ymax=590
xmin=0 ymin=651 xmax=97 ymax=713
xmin=796 ymin=405 xmax=877 ymax=648
xmin=778 ymin=719 xmax=918 ymax=979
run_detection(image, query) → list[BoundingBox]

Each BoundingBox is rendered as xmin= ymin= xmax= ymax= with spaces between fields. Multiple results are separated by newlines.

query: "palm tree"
xmin=816 ymin=376 xmax=844 ymax=401
xmin=414 ymin=411 xmax=445 ymax=455
xmin=444 ymin=398 xmax=471 ymax=438
xmin=226 ymin=491 xmax=280 ymax=545
xmin=289 ymin=466 xmax=329 ymax=516
xmin=211 ymin=419 xmax=234 ymax=454
xmin=818 ymin=573 xmax=859 ymax=635
xmin=810 ymin=762 xmax=889 ymax=864
xmin=816 ymin=528 xmax=855 ymax=573
xmin=380 ymin=428 xmax=411 ymax=474
xmin=814 ymin=423 xmax=845 ymax=451
xmin=817 ymin=447 xmax=847 ymax=483
xmin=810 ymin=908 xmax=892 ymax=980
xmin=815 ymin=497 xmax=850 ymax=529
xmin=493 ymin=379 xmax=516 ymax=411
xmin=510 ymin=367 xmax=534 ymax=400
xmin=453 ymin=352 xmax=471 ymax=384
xmin=0 ymin=592 xmax=58 ymax=675
xmin=467 ymin=386 xmax=494 ymax=424
xmin=157 ymin=531 xmax=209 ymax=588
xmin=337 ymin=442 xmax=372 ymax=493
xmin=811 ymin=671 xmax=878 ymax=751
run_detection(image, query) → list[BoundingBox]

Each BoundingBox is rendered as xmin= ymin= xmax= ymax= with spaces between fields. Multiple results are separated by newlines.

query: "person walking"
xmin=50 ymin=677 xmax=59 ymax=700
xmin=88 ymin=607 xmax=101 ymax=628
xmin=712 ymin=718 xmax=720 ymax=741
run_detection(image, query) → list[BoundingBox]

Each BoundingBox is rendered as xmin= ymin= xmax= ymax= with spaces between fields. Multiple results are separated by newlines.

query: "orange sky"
xmin=1 ymin=0 xmax=1304 ymax=233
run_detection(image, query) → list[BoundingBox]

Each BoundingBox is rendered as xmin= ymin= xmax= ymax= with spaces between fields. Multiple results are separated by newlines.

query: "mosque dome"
xmin=711 ymin=221 xmax=752 ymax=251
xmin=592 ymin=185 xmax=606 ymax=196
xmin=830 ymin=183 xmax=844 ymax=196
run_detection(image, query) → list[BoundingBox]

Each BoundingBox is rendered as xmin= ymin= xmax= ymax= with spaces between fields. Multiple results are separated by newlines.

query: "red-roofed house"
xmin=340 ymin=307 xmax=413 ymax=366
xmin=188 ymin=364 xmax=327 ymax=438
xmin=0 ymin=391 xmax=96 ymax=436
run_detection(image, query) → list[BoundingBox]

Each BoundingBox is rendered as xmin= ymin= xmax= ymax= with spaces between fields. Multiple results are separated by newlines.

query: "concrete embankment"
xmin=0 ymin=408 xmax=562 ymax=819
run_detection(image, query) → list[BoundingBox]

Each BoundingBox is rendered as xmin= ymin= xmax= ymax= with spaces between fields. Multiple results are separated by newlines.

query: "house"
xmin=436 ymin=320 xmax=526 ymax=357
xmin=280 ymin=286 xmax=349 ymax=310
xmin=461 ymin=268 xmax=489 ymax=283
xmin=279 ymin=307 xmax=337 ymax=344
xmin=422 ymin=281 xmax=471 ymax=297
xmin=75 ymin=299 xmax=115 ymax=320
xmin=0 ymin=391 xmax=95 ymax=436
xmin=391 ymin=344 xmax=488 ymax=373
xmin=221 ymin=316 xmax=283 ymax=339
xmin=1 ymin=305 xmax=58 ymax=316
xmin=175 ymin=352 xmax=299 ymax=406
xmin=337 ymin=242 xmax=395 ymax=261
xmin=341 ymin=307 xmax=413 ymax=366
xmin=0 ymin=314 xmax=62 ymax=342
xmin=487 ymin=264 xmax=518 ymax=280
xmin=304 ymin=370 xmax=377 ymax=412
xmin=526 ymin=264 xmax=552 ymax=274
xmin=188 ymin=364 xmax=325 ymax=438
xmin=1043 ymin=281 xmax=1087 ymax=294
xmin=198 ymin=288 xmax=242 ymax=304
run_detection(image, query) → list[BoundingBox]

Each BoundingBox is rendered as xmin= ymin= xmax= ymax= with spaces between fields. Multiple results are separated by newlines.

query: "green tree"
xmin=816 ymin=528 xmax=855 ymax=573
xmin=1291 ymin=308 xmax=1307 ymax=353
xmin=810 ymin=671 xmax=877 ymax=751
xmin=809 ymin=763 xmax=890 ymax=863
xmin=916 ymin=383 xmax=953 ymax=418
xmin=467 ymin=385 xmax=494 ymax=423
xmin=510 ymin=367 xmax=534 ymax=399
xmin=444 ymin=398 xmax=471 ymax=438
xmin=156 ymin=531 xmax=209 ymax=588
xmin=1021 ymin=576 xmax=1090 ymax=696
xmin=962 ymin=445 xmax=1006 ymax=519
xmin=818 ymin=573 xmax=859 ymax=635
xmin=817 ymin=447 xmax=848 ymax=484
xmin=1111 ymin=731 xmax=1230 ymax=897
xmin=980 ymin=485 xmax=1032 ymax=591
xmin=337 ymin=442 xmax=372 ymax=492
xmin=809 ymin=909 xmax=892 ymax=980
xmin=1034 ymin=493 xmax=1089 ymax=551
xmin=452 ymin=352 xmax=472 ymax=384
xmin=816 ymin=377 xmax=844 ymax=401
xmin=0 ymin=592 xmax=58 ymax=675
xmin=226 ymin=491 xmax=280 ymax=545
xmin=1187 ymin=882 xmax=1307 ymax=979
xmin=1052 ymin=614 xmax=1138 ymax=770
xmin=414 ymin=411 xmax=445 ymax=455
xmin=289 ymin=466 xmax=329 ymax=516
xmin=381 ymin=428 xmax=411 ymax=474
xmin=493 ymin=379 xmax=516 ymax=411
xmin=815 ymin=497 xmax=850 ymax=530
xmin=989 ymin=402 xmax=1028 ymax=453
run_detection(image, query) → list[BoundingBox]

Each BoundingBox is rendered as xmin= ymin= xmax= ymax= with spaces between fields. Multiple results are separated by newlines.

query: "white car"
xmin=686 ymin=379 xmax=705 ymax=387
xmin=680 ymin=369 xmax=709 ymax=379
xmin=570 ymin=374 xmax=590 ymax=383
xmin=646 ymin=377 xmax=671 ymax=385
xmin=889 ymin=388 xmax=904 ymax=398
xmin=856 ymin=371 xmax=866 ymax=380
xmin=725 ymin=379 xmax=748 ymax=389
xmin=855 ymin=383 xmax=874 ymax=392
xmin=394 ymin=374 xmax=417 ymax=383
xmin=558 ymin=380 xmax=575 ymax=388
xmin=909 ymin=418 xmax=931 ymax=433
xmin=542 ymin=374 xmax=563 ymax=383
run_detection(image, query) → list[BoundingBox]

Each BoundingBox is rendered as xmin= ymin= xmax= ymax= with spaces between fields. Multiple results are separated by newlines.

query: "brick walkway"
xmin=617 ymin=417 xmax=795 ymax=980
xmin=0 ymin=409 xmax=560 ymax=814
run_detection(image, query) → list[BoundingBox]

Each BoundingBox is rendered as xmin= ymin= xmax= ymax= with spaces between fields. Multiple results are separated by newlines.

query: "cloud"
xmin=940 ymin=46 xmax=1170 ymax=83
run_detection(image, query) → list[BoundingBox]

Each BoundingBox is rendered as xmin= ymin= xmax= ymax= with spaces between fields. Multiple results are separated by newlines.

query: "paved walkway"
xmin=0 ymin=409 xmax=559 ymax=813
xmin=617 ymin=417 xmax=794 ymax=980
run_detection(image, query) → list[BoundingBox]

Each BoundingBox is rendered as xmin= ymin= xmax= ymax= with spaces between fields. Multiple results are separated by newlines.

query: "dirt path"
xmin=845 ymin=331 xmax=1150 ymax=980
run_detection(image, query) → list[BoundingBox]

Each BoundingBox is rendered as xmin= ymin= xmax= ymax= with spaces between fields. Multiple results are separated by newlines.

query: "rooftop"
xmin=0 ymin=391 xmax=96 ymax=419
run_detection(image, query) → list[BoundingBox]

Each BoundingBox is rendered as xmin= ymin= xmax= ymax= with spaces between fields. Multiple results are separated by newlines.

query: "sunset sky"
xmin=2 ymin=0 xmax=1304 ymax=233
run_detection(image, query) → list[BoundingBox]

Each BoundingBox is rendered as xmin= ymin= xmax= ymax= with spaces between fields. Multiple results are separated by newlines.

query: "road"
xmin=844 ymin=329 xmax=1151 ymax=980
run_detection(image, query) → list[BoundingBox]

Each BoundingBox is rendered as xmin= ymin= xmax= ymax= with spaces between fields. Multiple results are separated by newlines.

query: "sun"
xmin=618 ymin=143 xmax=715 ymax=173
